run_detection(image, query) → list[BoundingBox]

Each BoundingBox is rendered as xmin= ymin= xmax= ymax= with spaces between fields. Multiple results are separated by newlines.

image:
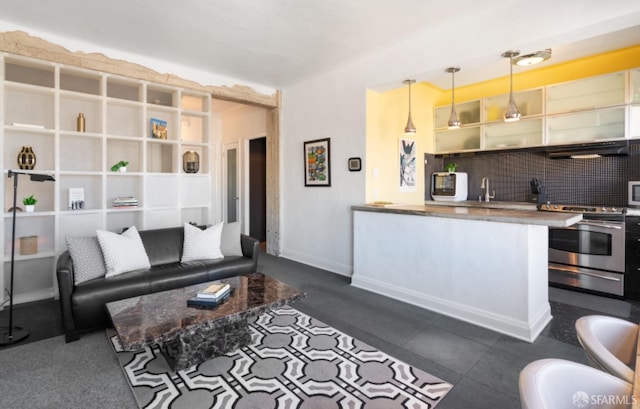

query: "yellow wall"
xmin=365 ymin=84 xmax=439 ymax=204
xmin=436 ymin=45 xmax=640 ymax=105
xmin=365 ymin=45 xmax=640 ymax=204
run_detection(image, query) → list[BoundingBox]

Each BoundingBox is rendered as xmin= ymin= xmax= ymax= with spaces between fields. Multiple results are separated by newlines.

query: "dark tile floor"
xmin=1 ymin=253 xmax=639 ymax=408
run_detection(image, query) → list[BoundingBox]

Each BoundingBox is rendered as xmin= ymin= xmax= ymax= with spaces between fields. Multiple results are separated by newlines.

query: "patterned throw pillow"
xmin=65 ymin=236 xmax=107 ymax=285
xmin=96 ymin=226 xmax=151 ymax=278
xmin=220 ymin=222 xmax=243 ymax=257
xmin=181 ymin=222 xmax=224 ymax=262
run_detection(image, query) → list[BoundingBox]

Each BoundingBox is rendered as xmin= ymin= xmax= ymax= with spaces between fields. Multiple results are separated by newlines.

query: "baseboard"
xmin=279 ymin=248 xmax=352 ymax=277
xmin=11 ymin=288 xmax=56 ymax=307
xmin=351 ymin=275 xmax=551 ymax=343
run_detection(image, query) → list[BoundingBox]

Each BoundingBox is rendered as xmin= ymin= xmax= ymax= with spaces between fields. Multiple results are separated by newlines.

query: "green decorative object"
xmin=445 ymin=163 xmax=458 ymax=172
xmin=22 ymin=194 xmax=37 ymax=206
xmin=110 ymin=161 xmax=129 ymax=172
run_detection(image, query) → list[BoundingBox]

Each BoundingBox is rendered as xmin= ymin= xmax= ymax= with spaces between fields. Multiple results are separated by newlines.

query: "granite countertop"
xmin=352 ymin=203 xmax=581 ymax=227
xmin=423 ymin=200 xmax=538 ymax=211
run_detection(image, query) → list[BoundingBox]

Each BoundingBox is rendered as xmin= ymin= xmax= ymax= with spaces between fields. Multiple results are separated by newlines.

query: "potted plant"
xmin=23 ymin=194 xmax=37 ymax=212
xmin=110 ymin=160 xmax=129 ymax=173
xmin=444 ymin=163 xmax=458 ymax=173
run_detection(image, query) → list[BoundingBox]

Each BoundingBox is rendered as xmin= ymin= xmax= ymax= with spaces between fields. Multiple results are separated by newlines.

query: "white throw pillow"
xmin=181 ymin=222 xmax=224 ymax=262
xmin=220 ymin=222 xmax=243 ymax=257
xmin=96 ymin=226 xmax=151 ymax=278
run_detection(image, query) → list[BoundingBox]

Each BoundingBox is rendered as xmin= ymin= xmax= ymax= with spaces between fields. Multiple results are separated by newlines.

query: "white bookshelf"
xmin=0 ymin=53 xmax=213 ymax=306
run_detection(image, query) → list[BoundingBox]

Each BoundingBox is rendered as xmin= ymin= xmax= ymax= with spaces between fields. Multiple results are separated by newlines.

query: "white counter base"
xmin=352 ymin=210 xmax=552 ymax=342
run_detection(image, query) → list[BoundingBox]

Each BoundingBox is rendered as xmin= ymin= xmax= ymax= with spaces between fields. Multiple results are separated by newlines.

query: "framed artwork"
xmin=348 ymin=157 xmax=361 ymax=171
xmin=399 ymin=139 xmax=416 ymax=192
xmin=304 ymin=138 xmax=331 ymax=187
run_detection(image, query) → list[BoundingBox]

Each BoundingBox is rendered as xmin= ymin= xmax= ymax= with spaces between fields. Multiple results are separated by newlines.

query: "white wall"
xmin=221 ymin=105 xmax=267 ymax=143
xmin=280 ymin=71 xmax=367 ymax=275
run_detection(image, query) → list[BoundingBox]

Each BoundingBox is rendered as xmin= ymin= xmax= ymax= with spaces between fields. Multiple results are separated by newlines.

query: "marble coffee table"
xmin=106 ymin=273 xmax=305 ymax=371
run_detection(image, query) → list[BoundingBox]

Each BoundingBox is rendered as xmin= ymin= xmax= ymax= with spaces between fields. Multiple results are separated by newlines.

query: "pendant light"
xmin=403 ymin=79 xmax=416 ymax=135
xmin=502 ymin=50 xmax=521 ymax=122
xmin=445 ymin=67 xmax=461 ymax=129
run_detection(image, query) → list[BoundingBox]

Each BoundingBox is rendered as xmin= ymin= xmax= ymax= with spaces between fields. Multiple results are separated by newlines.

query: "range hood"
xmin=546 ymin=140 xmax=630 ymax=159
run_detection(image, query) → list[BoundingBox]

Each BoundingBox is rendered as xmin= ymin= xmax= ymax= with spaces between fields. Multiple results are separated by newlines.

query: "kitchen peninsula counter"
xmin=351 ymin=203 xmax=580 ymax=342
xmin=352 ymin=203 xmax=581 ymax=227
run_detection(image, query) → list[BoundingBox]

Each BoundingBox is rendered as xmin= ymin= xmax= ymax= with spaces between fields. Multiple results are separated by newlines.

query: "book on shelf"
xmin=113 ymin=196 xmax=138 ymax=208
xmin=150 ymin=118 xmax=167 ymax=139
xmin=197 ymin=283 xmax=230 ymax=300
xmin=187 ymin=291 xmax=231 ymax=309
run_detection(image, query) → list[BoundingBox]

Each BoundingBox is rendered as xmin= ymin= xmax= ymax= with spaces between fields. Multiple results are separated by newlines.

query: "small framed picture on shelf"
xmin=150 ymin=118 xmax=167 ymax=139
xmin=68 ymin=187 xmax=85 ymax=210
xmin=348 ymin=157 xmax=361 ymax=172
xmin=304 ymin=138 xmax=331 ymax=187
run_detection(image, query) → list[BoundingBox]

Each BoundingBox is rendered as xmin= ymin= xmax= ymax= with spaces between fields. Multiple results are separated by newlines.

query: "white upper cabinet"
xmin=546 ymin=72 xmax=626 ymax=114
xmin=433 ymin=69 xmax=638 ymax=154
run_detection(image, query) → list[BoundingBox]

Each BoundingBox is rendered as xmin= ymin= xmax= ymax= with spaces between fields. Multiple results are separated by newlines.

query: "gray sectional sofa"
xmin=56 ymin=225 xmax=259 ymax=342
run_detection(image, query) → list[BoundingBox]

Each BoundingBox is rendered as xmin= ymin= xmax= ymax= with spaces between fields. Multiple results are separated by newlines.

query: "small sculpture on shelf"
xmin=17 ymin=146 xmax=36 ymax=170
xmin=183 ymin=151 xmax=199 ymax=173
xmin=110 ymin=161 xmax=129 ymax=172
xmin=22 ymin=194 xmax=37 ymax=212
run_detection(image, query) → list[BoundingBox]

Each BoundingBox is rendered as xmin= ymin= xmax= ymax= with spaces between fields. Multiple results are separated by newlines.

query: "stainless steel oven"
xmin=543 ymin=204 xmax=625 ymax=296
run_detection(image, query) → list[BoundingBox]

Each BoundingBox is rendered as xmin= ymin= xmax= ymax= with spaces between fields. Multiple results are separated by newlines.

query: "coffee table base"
xmin=162 ymin=318 xmax=252 ymax=371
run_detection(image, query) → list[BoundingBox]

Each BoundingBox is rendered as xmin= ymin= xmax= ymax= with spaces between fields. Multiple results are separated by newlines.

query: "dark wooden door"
xmin=249 ymin=137 xmax=267 ymax=242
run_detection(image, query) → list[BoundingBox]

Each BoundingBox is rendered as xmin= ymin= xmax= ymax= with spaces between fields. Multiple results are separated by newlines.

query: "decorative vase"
xmin=17 ymin=146 xmax=36 ymax=170
xmin=183 ymin=151 xmax=199 ymax=173
xmin=118 ymin=166 xmax=127 ymax=173
xmin=25 ymin=205 xmax=35 ymax=213
xmin=77 ymin=113 xmax=86 ymax=132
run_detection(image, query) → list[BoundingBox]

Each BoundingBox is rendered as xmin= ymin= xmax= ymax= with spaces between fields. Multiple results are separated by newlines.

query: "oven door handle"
xmin=549 ymin=264 xmax=621 ymax=282
xmin=575 ymin=220 xmax=623 ymax=230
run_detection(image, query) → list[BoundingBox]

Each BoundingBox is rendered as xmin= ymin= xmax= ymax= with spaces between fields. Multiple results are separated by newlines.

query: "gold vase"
xmin=77 ymin=113 xmax=86 ymax=132
xmin=17 ymin=146 xmax=36 ymax=170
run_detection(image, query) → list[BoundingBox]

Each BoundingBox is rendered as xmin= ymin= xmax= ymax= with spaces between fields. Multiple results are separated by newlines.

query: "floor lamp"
xmin=0 ymin=170 xmax=55 ymax=346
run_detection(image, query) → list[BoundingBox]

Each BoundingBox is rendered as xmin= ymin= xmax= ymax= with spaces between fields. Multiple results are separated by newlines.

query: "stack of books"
xmin=187 ymin=283 xmax=231 ymax=308
xmin=113 ymin=196 xmax=138 ymax=208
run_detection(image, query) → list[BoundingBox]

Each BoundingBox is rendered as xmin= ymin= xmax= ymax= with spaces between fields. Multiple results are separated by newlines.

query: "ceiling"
xmin=1 ymin=0 xmax=640 ymax=96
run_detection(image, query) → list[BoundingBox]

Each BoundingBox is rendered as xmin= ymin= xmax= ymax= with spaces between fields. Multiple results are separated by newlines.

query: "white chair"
xmin=519 ymin=358 xmax=633 ymax=409
xmin=575 ymin=315 xmax=638 ymax=384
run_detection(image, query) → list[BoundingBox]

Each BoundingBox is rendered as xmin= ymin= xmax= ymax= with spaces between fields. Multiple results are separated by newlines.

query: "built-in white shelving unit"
xmin=1 ymin=53 xmax=213 ymax=306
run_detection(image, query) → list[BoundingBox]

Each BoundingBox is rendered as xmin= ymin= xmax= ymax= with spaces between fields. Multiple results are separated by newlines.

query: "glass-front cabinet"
xmin=483 ymin=88 xmax=543 ymax=122
xmin=0 ymin=53 xmax=213 ymax=306
xmin=433 ymin=69 xmax=637 ymax=154
xmin=546 ymin=72 xmax=625 ymax=114
xmin=547 ymin=107 xmax=625 ymax=145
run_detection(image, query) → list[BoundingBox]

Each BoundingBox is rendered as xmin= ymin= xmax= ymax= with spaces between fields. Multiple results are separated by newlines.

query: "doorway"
xmin=249 ymin=137 xmax=267 ymax=243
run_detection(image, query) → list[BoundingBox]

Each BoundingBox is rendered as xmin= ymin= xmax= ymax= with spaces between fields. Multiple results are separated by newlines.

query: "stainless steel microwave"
xmin=629 ymin=181 xmax=640 ymax=207
xmin=431 ymin=172 xmax=468 ymax=202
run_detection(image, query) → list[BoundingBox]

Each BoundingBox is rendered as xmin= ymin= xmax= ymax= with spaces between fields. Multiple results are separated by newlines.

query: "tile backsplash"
xmin=425 ymin=144 xmax=640 ymax=206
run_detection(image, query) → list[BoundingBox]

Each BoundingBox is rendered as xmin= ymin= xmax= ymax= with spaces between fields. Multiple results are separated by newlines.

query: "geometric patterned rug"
xmin=108 ymin=306 xmax=452 ymax=409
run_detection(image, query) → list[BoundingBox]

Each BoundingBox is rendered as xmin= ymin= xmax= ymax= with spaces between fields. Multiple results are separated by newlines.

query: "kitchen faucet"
xmin=481 ymin=177 xmax=495 ymax=202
